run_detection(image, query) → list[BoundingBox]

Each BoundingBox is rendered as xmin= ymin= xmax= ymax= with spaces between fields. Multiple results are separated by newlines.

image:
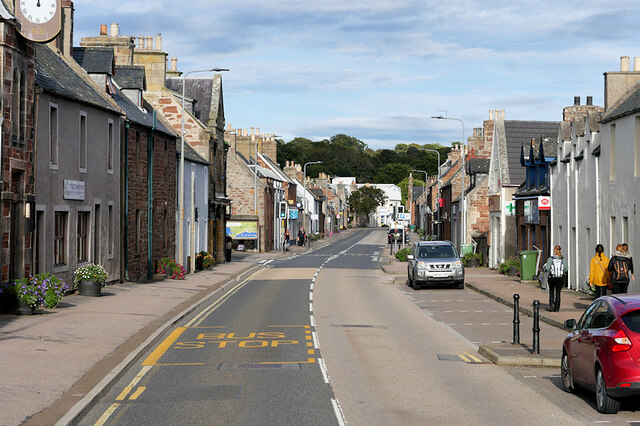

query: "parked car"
xmin=388 ymin=228 xmax=409 ymax=244
xmin=406 ymin=241 xmax=464 ymax=289
xmin=561 ymin=295 xmax=640 ymax=414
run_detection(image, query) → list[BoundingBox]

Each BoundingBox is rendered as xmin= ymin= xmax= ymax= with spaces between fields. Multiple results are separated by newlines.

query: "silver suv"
xmin=407 ymin=241 xmax=465 ymax=289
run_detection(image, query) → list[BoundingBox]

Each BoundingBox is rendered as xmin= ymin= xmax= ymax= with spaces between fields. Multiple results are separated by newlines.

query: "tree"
xmin=373 ymin=163 xmax=412 ymax=184
xmin=348 ymin=186 xmax=386 ymax=224
xmin=398 ymin=177 xmax=425 ymax=207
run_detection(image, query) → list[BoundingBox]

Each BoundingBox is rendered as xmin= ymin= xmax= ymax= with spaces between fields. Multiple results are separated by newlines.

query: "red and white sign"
xmin=538 ymin=196 xmax=551 ymax=210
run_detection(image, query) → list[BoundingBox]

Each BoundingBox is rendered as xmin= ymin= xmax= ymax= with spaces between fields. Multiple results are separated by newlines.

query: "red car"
xmin=562 ymin=295 xmax=640 ymax=414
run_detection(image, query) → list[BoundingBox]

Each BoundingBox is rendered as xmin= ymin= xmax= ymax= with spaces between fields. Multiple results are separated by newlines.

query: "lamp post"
xmin=431 ymin=115 xmax=465 ymax=248
xmin=303 ymin=161 xmax=323 ymax=234
xmin=179 ymin=67 xmax=228 ymax=268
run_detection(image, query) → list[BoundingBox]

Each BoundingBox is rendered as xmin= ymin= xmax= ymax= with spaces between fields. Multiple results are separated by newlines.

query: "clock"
xmin=16 ymin=0 xmax=61 ymax=42
xmin=20 ymin=0 xmax=57 ymax=24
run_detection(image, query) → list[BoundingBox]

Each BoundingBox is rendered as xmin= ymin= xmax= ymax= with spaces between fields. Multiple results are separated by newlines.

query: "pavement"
xmin=1 ymin=229 xmax=593 ymax=425
xmin=379 ymin=238 xmax=595 ymax=368
xmin=0 ymin=232 xmax=348 ymax=426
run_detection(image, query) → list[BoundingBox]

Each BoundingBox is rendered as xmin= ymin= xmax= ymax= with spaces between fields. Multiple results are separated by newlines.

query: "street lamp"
xmin=179 ymin=67 xmax=228 ymax=268
xmin=303 ymin=161 xmax=323 ymax=234
xmin=431 ymin=115 xmax=465 ymax=247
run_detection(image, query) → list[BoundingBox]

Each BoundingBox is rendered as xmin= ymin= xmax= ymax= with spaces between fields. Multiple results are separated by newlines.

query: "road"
xmin=80 ymin=229 xmax=639 ymax=425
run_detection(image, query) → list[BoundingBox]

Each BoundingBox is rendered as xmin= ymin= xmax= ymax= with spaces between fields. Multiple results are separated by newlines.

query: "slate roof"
xmin=72 ymin=47 xmax=115 ymax=74
xmin=467 ymin=158 xmax=490 ymax=174
xmin=165 ymin=75 xmax=223 ymax=127
xmin=114 ymin=65 xmax=146 ymax=90
xmin=111 ymin=87 xmax=175 ymax=138
xmin=178 ymin=140 xmax=209 ymax=166
xmin=35 ymin=44 xmax=121 ymax=114
xmin=503 ymin=121 xmax=560 ymax=185
xmin=602 ymin=81 xmax=640 ymax=123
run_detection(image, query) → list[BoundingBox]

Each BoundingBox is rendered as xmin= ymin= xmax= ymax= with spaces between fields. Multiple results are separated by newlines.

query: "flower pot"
xmin=78 ymin=280 xmax=102 ymax=297
xmin=16 ymin=300 xmax=36 ymax=315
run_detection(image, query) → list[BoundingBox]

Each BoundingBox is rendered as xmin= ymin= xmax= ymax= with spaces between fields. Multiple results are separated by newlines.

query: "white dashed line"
xmin=312 ymin=331 xmax=320 ymax=349
xmin=445 ymin=310 xmax=454 ymax=313
xmin=309 ymin=303 xmax=313 ymax=312
xmin=331 ymin=398 xmax=347 ymax=426
xmin=309 ymin=292 xmax=313 ymax=301
xmin=318 ymin=358 xmax=330 ymax=384
xmin=310 ymin=315 xmax=316 ymax=327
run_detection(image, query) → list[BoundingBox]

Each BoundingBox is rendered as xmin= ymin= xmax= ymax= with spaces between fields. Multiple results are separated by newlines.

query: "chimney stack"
xmin=621 ymin=56 xmax=630 ymax=72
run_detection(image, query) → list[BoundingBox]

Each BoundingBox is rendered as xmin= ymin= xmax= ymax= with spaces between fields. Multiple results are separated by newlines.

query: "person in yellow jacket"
xmin=589 ymin=244 xmax=610 ymax=298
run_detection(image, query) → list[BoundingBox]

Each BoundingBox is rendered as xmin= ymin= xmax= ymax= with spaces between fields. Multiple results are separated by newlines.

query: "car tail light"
xmin=611 ymin=329 xmax=633 ymax=352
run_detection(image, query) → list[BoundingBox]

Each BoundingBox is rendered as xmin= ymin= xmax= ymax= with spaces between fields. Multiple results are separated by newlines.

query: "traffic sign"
xmin=397 ymin=213 xmax=408 ymax=220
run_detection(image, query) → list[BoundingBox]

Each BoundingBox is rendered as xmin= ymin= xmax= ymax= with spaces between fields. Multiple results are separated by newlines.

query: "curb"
xmin=478 ymin=345 xmax=561 ymax=367
xmin=54 ymin=262 xmax=263 ymax=426
xmin=464 ymin=281 xmax=566 ymax=330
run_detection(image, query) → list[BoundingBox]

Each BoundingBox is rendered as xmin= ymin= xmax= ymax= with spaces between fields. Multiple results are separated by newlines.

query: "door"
xmin=581 ymin=302 xmax=615 ymax=385
xmin=94 ymin=204 xmax=101 ymax=263
xmin=569 ymin=301 xmax=600 ymax=383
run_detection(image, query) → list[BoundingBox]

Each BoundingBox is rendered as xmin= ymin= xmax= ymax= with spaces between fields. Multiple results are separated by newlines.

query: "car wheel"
xmin=407 ymin=273 xmax=413 ymax=288
xmin=456 ymin=281 xmax=464 ymax=290
xmin=560 ymin=352 xmax=573 ymax=393
xmin=595 ymin=368 xmax=621 ymax=414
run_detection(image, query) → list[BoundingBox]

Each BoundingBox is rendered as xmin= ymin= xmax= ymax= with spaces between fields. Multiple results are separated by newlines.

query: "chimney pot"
xmin=250 ymin=127 xmax=255 ymax=135
xmin=100 ymin=24 xmax=108 ymax=35
xmin=110 ymin=23 xmax=119 ymax=37
xmin=489 ymin=109 xmax=494 ymax=120
xmin=171 ymin=57 xmax=178 ymax=72
xmin=635 ymin=57 xmax=640 ymax=72
xmin=574 ymin=96 xmax=580 ymax=106
xmin=621 ymin=56 xmax=630 ymax=72
xmin=587 ymin=96 xmax=593 ymax=106
xmin=156 ymin=34 xmax=162 ymax=51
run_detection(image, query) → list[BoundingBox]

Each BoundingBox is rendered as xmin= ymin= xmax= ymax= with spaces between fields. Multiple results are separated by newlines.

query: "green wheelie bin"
xmin=519 ymin=250 xmax=539 ymax=281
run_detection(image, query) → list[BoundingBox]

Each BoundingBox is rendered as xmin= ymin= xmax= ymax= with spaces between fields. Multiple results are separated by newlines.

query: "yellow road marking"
xmin=94 ymin=403 xmax=119 ymax=426
xmin=186 ymin=269 xmax=265 ymax=327
xmin=466 ymin=353 xmax=483 ymax=363
xmin=129 ymin=387 xmax=146 ymax=400
xmin=308 ymin=349 xmax=315 ymax=355
xmin=307 ymin=342 xmax=313 ymax=347
xmin=142 ymin=327 xmax=186 ymax=366
xmin=116 ymin=385 xmax=133 ymax=401
xmin=458 ymin=353 xmax=471 ymax=363
xmin=268 ymin=325 xmax=310 ymax=328
xmin=155 ymin=362 xmax=206 ymax=366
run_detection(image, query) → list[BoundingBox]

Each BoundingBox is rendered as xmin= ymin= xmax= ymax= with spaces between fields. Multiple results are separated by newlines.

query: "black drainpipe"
xmin=124 ymin=121 xmax=130 ymax=281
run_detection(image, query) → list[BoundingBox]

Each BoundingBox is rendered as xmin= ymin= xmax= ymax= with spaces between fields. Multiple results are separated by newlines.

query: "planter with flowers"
xmin=74 ymin=264 xmax=108 ymax=297
xmin=195 ymin=251 xmax=215 ymax=271
xmin=8 ymin=273 xmax=68 ymax=314
xmin=156 ymin=258 xmax=186 ymax=280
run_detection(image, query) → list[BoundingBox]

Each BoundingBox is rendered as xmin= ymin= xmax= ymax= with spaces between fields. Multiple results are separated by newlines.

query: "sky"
xmin=72 ymin=0 xmax=640 ymax=150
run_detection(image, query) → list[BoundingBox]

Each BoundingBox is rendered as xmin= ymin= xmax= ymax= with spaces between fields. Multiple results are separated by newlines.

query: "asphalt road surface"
xmin=80 ymin=229 xmax=640 ymax=425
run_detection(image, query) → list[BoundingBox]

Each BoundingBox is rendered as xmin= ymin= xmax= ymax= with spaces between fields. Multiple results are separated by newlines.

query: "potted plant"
xmin=74 ymin=264 xmax=108 ymax=297
xmin=156 ymin=258 xmax=186 ymax=280
xmin=462 ymin=252 xmax=482 ymax=267
xmin=8 ymin=273 xmax=68 ymax=314
xmin=195 ymin=251 xmax=214 ymax=271
xmin=498 ymin=257 xmax=520 ymax=276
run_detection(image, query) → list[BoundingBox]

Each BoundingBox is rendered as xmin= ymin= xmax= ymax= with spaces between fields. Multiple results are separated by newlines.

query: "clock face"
xmin=20 ymin=0 xmax=58 ymax=24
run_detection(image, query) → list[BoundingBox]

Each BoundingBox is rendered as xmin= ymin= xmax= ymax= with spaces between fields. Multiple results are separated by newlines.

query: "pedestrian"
xmin=298 ymin=227 xmax=305 ymax=247
xmin=608 ymin=244 xmax=634 ymax=294
xmin=589 ymin=244 xmax=610 ymax=298
xmin=543 ymin=245 xmax=568 ymax=312
xmin=284 ymin=229 xmax=291 ymax=250
xmin=225 ymin=235 xmax=232 ymax=262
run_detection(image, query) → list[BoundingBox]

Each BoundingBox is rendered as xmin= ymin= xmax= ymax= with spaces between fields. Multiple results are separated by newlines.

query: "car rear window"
xmin=622 ymin=309 xmax=640 ymax=333
xmin=418 ymin=245 xmax=456 ymax=258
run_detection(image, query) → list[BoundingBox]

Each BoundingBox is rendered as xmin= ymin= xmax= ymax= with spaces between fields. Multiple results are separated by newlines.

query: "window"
xmin=107 ymin=120 xmax=114 ymax=171
xmin=610 ymin=124 xmax=616 ymax=181
xmin=11 ymin=69 xmax=19 ymax=146
xmin=54 ymin=211 xmax=67 ymax=266
xmin=577 ymin=302 xmax=599 ymax=330
xmin=77 ymin=211 xmax=89 ymax=262
xmin=50 ymin=104 xmax=58 ymax=166
xmin=79 ymin=113 xmax=87 ymax=171
xmin=19 ymin=71 xmax=25 ymax=145
xmin=590 ymin=302 xmax=614 ymax=329
xmin=108 ymin=204 xmax=114 ymax=255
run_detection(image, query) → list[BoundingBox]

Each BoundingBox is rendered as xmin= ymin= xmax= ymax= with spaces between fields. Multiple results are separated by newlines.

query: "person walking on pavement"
xmin=544 ymin=245 xmax=568 ymax=312
xmin=298 ymin=226 xmax=305 ymax=247
xmin=589 ymin=244 xmax=610 ymax=298
xmin=284 ymin=229 xmax=291 ymax=250
xmin=608 ymin=244 xmax=634 ymax=294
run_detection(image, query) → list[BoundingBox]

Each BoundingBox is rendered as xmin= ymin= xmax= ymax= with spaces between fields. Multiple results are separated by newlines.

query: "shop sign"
xmin=538 ymin=196 xmax=551 ymax=210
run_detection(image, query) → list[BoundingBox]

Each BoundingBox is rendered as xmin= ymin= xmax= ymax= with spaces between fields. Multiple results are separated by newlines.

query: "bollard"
xmin=533 ymin=300 xmax=540 ymax=354
xmin=512 ymin=294 xmax=520 ymax=344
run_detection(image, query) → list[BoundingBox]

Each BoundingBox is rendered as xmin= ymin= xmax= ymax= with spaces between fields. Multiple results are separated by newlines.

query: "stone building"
xmin=0 ymin=1 xmax=36 ymax=283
